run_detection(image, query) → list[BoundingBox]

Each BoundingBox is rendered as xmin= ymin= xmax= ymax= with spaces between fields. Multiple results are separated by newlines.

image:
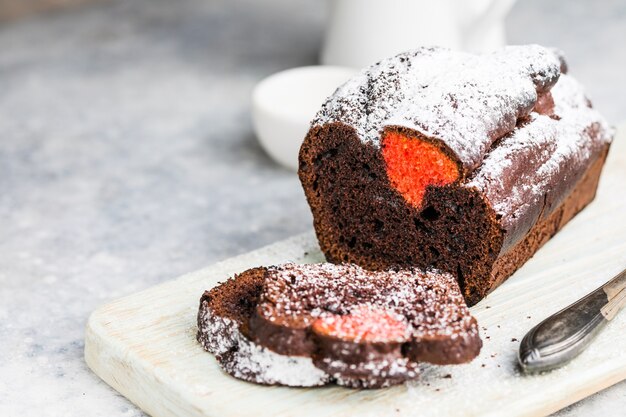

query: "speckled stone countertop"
xmin=0 ymin=0 xmax=624 ymax=416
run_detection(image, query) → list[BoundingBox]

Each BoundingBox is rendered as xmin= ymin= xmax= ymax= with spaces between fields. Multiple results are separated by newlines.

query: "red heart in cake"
xmin=382 ymin=131 xmax=460 ymax=208
xmin=311 ymin=305 xmax=410 ymax=343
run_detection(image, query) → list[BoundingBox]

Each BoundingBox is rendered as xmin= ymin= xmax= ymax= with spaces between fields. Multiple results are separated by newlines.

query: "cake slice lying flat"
xmin=299 ymin=45 xmax=613 ymax=305
xmin=197 ymin=263 xmax=481 ymax=388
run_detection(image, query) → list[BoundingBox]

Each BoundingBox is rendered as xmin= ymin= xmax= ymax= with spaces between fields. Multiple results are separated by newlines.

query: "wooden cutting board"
xmin=85 ymin=130 xmax=626 ymax=417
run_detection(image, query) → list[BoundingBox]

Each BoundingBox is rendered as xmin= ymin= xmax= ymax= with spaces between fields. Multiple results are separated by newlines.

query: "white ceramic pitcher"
xmin=321 ymin=0 xmax=518 ymax=69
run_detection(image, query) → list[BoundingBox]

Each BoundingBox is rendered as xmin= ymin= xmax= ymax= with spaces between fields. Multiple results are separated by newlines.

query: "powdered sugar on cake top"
xmin=465 ymin=74 xmax=613 ymax=236
xmin=312 ymin=45 xmax=561 ymax=173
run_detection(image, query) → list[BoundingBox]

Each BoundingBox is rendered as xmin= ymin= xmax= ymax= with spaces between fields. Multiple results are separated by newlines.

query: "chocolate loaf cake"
xmin=197 ymin=263 xmax=481 ymax=388
xmin=299 ymin=45 xmax=613 ymax=305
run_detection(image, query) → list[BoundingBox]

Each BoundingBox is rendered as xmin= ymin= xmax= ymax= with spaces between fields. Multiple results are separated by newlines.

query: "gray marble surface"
xmin=0 ymin=0 xmax=624 ymax=416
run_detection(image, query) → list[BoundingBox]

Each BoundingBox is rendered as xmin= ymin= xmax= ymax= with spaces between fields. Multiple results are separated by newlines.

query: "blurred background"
xmin=0 ymin=0 xmax=624 ymax=416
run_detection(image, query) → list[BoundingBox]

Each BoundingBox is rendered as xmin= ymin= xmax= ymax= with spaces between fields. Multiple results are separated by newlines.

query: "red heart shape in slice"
xmin=312 ymin=305 xmax=409 ymax=343
xmin=382 ymin=132 xmax=459 ymax=208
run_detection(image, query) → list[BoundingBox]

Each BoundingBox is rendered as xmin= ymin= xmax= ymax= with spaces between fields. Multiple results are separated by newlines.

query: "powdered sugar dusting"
xmin=465 ymin=74 xmax=613 ymax=234
xmin=321 ymin=356 xmax=419 ymax=389
xmin=197 ymin=303 xmax=329 ymax=387
xmin=313 ymin=45 xmax=561 ymax=173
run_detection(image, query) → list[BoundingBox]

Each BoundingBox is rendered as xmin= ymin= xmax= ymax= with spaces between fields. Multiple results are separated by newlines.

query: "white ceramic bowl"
xmin=252 ymin=66 xmax=357 ymax=171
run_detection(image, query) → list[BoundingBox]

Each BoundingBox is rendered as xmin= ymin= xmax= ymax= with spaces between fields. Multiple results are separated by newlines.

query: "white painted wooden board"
xmin=85 ymin=130 xmax=626 ymax=417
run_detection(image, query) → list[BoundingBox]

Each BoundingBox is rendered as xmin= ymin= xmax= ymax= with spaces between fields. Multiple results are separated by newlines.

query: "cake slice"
xmin=299 ymin=45 xmax=613 ymax=305
xmin=197 ymin=263 xmax=481 ymax=388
